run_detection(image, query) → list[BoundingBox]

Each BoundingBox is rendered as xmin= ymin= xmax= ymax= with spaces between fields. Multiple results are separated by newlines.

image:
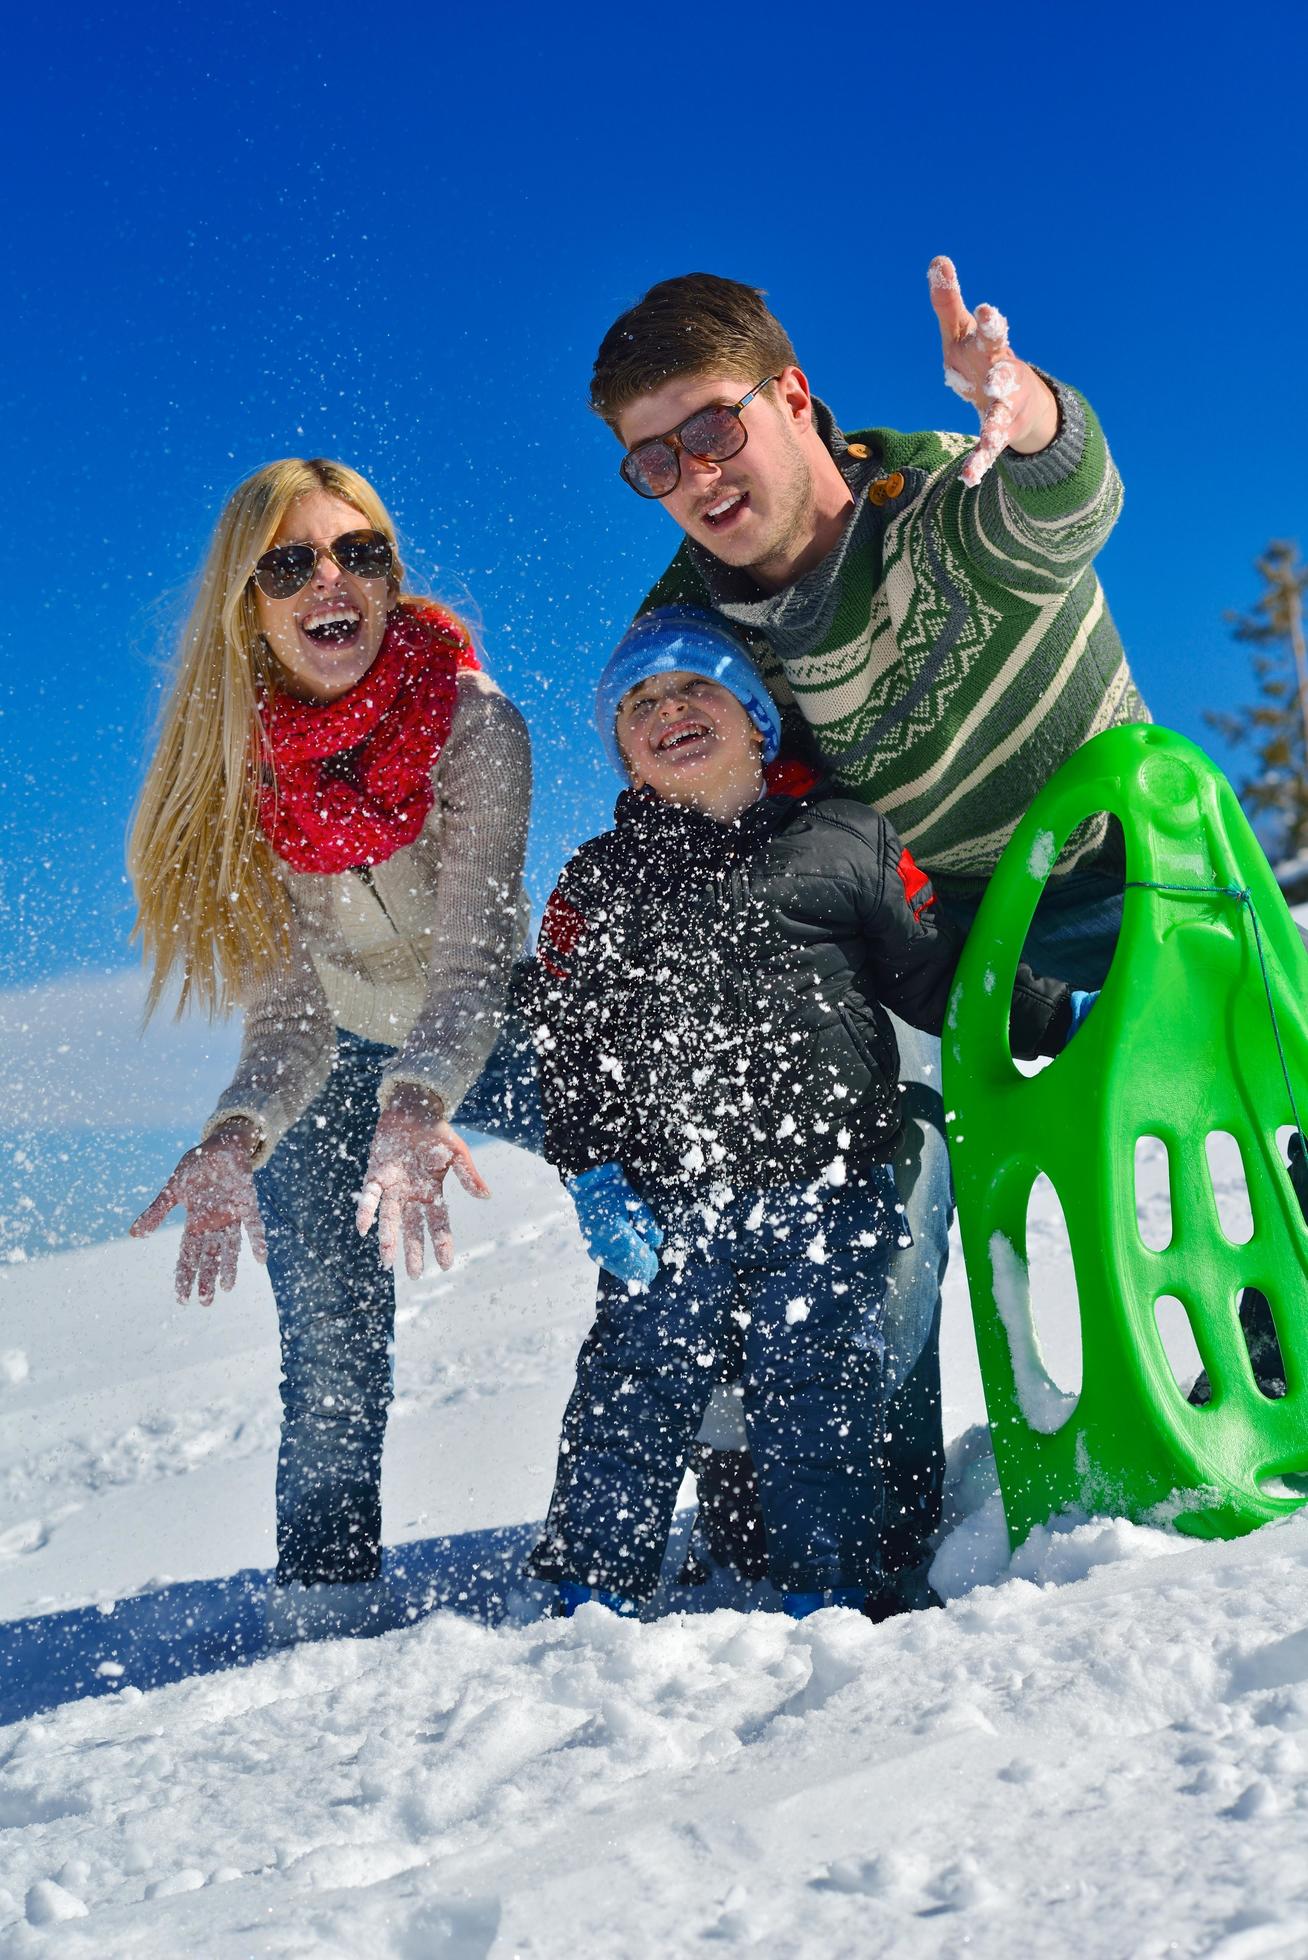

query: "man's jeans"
xmin=887 ymin=867 xmax=1127 ymax=1396
xmin=531 ymin=1171 xmax=905 ymax=1601
xmin=254 ymin=1019 xmax=543 ymax=1587
xmin=866 ymin=869 xmax=1127 ymax=1557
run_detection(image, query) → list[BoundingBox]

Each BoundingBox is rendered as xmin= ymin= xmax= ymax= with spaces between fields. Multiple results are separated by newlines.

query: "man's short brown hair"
xmin=590 ymin=273 xmax=797 ymax=433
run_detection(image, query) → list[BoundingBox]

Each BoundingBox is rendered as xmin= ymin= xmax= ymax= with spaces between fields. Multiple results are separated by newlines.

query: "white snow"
xmin=984 ymin=360 xmax=1020 ymax=403
xmin=1027 ymin=828 xmax=1059 ymax=880
xmin=1 ymin=1044 xmax=1307 ymax=1950
xmin=988 ymin=1228 xmax=1080 ymax=1434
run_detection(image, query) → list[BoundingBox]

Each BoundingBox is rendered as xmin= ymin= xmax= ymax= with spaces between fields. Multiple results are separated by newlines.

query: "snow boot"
xmin=677 ymin=1445 xmax=770 ymax=1584
xmin=265 ymin=1577 xmax=398 ymax=1646
xmin=863 ymin=1563 xmax=944 ymax=1625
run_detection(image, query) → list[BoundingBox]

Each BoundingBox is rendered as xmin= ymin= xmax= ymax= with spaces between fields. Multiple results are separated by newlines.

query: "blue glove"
xmin=568 ymin=1163 xmax=664 ymax=1285
xmin=1066 ymin=989 xmax=1098 ymax=1043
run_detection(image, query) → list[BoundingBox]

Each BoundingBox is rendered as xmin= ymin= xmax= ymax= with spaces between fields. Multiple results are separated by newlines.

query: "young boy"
xmin=525 ymin=606 xmax=1092 ymax=1618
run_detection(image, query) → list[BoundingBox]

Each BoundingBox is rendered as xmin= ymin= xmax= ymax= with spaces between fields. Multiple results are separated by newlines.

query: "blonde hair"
xmin=130 ymin=458 xmax=422 ymax=1020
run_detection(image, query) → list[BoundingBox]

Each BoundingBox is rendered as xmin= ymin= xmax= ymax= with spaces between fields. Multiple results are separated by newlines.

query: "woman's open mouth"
xmin=300 ymin=607 xmax=362 ymax=647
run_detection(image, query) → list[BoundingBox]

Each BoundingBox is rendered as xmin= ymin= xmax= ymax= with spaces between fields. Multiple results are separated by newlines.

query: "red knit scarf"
xmin=258 ymin=604 xmax=480 ymax=874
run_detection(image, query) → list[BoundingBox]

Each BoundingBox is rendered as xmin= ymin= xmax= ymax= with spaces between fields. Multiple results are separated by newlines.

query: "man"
xmin=587 ymin=258 xmax=1144 ymax=1606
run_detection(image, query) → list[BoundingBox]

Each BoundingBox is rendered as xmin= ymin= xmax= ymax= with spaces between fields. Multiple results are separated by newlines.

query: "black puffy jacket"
xmin=524 ymin=785 xmax=1072 ymax=1194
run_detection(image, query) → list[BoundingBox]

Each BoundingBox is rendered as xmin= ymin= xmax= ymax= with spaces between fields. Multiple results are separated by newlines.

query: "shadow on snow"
xmin=0 ymin=1523 xmax=543 ymax=1728
xmin=0 ymin=1509 xmax=720 ymax=1728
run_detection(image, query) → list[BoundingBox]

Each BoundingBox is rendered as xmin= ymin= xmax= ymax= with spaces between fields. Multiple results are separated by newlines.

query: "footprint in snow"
xmin=0 ymin=1518 xmax=49 ymax=1559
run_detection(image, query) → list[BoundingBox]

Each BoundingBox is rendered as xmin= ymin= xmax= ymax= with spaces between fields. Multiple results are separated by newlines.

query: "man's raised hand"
xmin=928 ymin=256 xmax=1059 ymax=488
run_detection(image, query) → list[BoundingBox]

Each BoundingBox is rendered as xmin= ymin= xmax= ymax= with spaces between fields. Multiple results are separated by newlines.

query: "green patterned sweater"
xmin=641 ymin=380 xmax=1147 ymax=887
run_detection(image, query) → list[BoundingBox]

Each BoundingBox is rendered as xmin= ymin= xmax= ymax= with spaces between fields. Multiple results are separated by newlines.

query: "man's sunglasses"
xmin=251 ymin=529 xmax=395 ymax=600
xmin=619 ymin=376 xmax=782 ymax=500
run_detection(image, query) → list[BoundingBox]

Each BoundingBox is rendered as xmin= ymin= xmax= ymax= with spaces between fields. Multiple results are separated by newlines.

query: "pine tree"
xmin=1206 ymin=541 xmax=1308 ymax=863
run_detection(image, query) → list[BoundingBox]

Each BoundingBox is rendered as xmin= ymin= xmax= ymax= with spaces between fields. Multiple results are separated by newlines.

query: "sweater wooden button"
xmin=867 ymin=470 xmax=905 ymax=506
xmin=846 ymin=441 xmax=870 ymax=460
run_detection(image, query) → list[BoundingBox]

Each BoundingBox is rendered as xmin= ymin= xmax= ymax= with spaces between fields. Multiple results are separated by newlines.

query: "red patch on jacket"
xmin=764 ymin=757 xmax=820 ymax=799
xmin=896 ymin=848 xmax=936 ymax=922
xmin=538 ymin=891 xmax=587 ymax=980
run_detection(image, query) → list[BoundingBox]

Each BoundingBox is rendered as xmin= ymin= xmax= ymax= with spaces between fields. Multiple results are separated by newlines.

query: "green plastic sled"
xmin=942 ymin=724 xmax=1308 ymax=1548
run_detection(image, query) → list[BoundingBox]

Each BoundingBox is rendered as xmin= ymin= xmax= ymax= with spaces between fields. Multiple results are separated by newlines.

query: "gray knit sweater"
xmin=204 ymin=668 xmax=532 ymax=1167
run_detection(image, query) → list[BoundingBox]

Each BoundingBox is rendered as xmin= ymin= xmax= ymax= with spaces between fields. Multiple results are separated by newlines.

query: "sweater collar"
xmin=676 ymin=398 xmax=888 ymax=661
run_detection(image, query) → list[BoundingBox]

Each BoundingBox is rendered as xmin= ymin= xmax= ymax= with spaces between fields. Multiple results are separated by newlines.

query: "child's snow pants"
xmin=535 ymin=1169 xmax=905 ymax=1600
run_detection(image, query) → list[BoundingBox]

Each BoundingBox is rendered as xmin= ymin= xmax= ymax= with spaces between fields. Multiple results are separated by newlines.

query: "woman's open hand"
xmin=356 ymin=1084 xmax=491 ymax=1278
xmin=130 ymin=1120 xmax=266 ymax=1305
xmin=928 ymin=256 xmax=1059 ymax=488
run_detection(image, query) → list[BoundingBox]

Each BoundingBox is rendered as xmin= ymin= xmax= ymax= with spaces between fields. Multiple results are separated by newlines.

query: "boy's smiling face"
xmin=616 ymin=670 xmax=765 ymax=822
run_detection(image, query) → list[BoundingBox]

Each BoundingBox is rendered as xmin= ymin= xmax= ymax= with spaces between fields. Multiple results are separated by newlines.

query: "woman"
xmin=129 ymin=458 xmax=538 ymax=1638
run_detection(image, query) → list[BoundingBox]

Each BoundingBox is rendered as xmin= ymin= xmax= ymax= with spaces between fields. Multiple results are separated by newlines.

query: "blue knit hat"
xmin=595 ymin=604 xmax=782 ymax=777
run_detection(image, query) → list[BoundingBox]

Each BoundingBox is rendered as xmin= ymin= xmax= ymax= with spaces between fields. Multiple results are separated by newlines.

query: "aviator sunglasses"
xmin=250 ymin=529 xmax=395 ymax=600
xmin=619 ymin=375 xmax=783 ymax=499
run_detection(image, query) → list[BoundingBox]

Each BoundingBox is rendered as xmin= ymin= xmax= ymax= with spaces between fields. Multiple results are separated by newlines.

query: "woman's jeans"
xmin=254 ymin=1019 xmax=542 ymax=1587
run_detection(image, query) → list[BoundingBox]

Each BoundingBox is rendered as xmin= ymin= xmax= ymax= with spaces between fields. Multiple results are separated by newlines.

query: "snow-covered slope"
xmin=2 ymin=1141 xmax=1307 ymax=1955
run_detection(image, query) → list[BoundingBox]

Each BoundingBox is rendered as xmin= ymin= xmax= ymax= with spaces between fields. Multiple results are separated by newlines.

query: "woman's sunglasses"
xmin=619 ymin=376 xmax=781 ymax=500
xmin=251 ymin=529 xmax=395 ymax=600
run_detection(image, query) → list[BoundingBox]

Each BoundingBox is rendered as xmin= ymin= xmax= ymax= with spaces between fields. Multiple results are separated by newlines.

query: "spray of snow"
xmin=785 ymin=1296 xmax=810 ymax=1324
xmin=942 ymin=363 xmax=973 ymax=400
xmin=988 ymin=1232 xmax=1078 ymax=1434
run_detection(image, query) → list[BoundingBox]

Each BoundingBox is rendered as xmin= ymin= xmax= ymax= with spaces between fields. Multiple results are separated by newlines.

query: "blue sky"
xmin=4 ymin=0 xmax=1305 ymax=988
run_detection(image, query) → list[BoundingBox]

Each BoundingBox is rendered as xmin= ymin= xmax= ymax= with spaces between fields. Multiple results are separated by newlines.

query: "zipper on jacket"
xmin=353 ymin=865 xmax=402 ymax=936
xmin=730 ymin=863 xmax=752 ymax=932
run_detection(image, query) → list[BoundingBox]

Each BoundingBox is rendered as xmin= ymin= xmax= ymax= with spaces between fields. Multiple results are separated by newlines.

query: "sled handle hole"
xmin=1205 ymin=1131 xmax=1254 ymax=1246
xmin=1135 ymin=1135 xmax=1172 ymax=1252
xmin=1154 ymin=1294 xmax=1203 ymax=1398
xmin=1239 ymin=1289 xmax=1288 ymax=1402
xmin=988 ymin=1173 xmax=1081 ymax=1434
